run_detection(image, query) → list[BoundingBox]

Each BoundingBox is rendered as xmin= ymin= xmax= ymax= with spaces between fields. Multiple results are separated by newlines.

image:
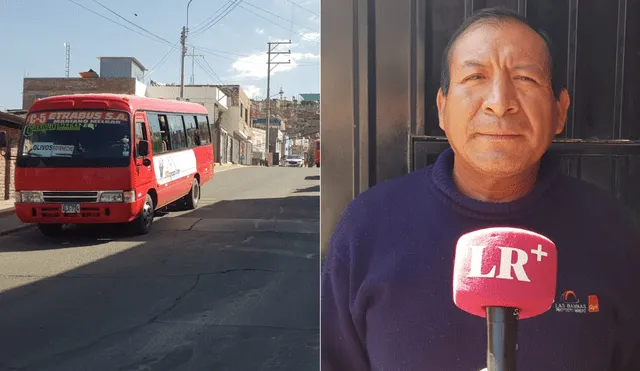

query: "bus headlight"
xmin=99 ymin=192 xmax=124 ymax=203
xmin=17 ymin=191 xmax=43 ymax=203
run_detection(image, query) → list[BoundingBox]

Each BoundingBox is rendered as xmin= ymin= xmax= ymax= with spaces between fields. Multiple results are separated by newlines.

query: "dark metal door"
xmin=321 ymin=0 xmax=640 ymax=253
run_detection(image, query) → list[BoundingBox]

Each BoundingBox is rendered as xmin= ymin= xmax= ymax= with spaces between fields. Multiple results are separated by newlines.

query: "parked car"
xmin=284 ymin=154 xmax=304 ymax=167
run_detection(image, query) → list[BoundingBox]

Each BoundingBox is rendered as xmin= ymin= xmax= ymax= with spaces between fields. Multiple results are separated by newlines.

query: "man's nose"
xmin=482 ymin=75 xmax=519 ymax=117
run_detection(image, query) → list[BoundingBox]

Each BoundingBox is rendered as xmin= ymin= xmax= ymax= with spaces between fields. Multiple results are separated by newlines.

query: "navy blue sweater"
xmin=321 ymin=148 xmax=640 ymax=371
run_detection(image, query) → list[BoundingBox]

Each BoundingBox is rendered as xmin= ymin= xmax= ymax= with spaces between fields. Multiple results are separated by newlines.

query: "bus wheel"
xmin=185 ymin=178 xmax=200 ymax=210
xmin=130 ymin=194 xmax=154 ymax=235
xmin=37 ymin=223 xmax=63 ymax=237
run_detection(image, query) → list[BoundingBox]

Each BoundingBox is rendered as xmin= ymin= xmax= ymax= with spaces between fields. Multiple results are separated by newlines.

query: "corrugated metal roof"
xmin=0 ymin=111 xmax=25 ymax=130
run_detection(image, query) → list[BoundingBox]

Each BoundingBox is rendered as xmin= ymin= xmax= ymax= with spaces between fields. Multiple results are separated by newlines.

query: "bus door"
xmin=133 ymin=111 xmax=155 ymax=200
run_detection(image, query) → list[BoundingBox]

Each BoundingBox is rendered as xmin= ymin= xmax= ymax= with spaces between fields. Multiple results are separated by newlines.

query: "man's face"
xmin=437 ymin=20 xmax=570 ymax=177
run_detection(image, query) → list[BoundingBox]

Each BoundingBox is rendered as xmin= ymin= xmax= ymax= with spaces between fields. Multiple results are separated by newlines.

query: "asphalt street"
xmin=0 ymin=166 xmax=320 ymax=371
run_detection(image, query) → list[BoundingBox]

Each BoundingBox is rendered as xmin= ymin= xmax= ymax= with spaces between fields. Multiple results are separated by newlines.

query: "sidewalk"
xmin=0 ymin=199 xmax=14 ymax=217
xmin=0 ymin=199 xmax=31 ymax=236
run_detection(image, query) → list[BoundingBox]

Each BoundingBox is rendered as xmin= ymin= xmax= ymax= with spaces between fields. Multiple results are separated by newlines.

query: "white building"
xmin=214 ymin=85 xmax=254 ymax=165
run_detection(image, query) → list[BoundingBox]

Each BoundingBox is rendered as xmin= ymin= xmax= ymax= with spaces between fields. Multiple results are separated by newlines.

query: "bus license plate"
xmin=62 ymin=203 xmax=80 ymax=214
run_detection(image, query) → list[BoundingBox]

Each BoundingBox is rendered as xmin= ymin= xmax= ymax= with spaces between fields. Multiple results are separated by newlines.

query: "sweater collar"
xmin=428 ymin=147 xmax=560 ymax=219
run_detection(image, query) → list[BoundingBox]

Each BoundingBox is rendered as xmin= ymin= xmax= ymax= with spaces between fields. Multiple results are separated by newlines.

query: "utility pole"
xmin=265 ymin=40 xmax=291 ymax=166
xmin=187 ymin=47 xmax=204 ymax=85
xmin=180 ymin=0 xmax=195 ymax=98
xmin=180 ymin=26 xmax=187 ymax=98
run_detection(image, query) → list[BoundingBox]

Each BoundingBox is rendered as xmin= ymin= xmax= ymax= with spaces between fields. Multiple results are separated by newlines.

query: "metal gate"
xmin=321 ymin=0 xmax=640 ymax=252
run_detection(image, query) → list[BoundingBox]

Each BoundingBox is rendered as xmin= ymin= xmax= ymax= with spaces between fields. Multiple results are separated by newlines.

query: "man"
xmin=321 ymin=7 xmax=640 ymax=371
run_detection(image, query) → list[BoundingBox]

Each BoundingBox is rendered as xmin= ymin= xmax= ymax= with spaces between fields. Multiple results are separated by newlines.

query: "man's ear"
xmin=436 ymin=88 xmax=446 ymax=131
xmin=555 ymin=89 xmax=570 ymax=135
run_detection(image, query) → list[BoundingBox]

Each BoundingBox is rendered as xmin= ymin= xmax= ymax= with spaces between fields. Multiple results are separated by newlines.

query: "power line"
xmin=283 ymin=0 xmax=319 ymax=17
xmin=146 ymin=43 xmax=180 ymax=79
xmin=189 ymin=0 xmax=234 ymax=35
xmin=65 ymin=0 xmax=174 ymax=47
xmin=243 ymin=1 xmax=317 ymax=33
xmin=190 ymin=45 xmax=251 ymax=58
xmin=91 ymin=0 xmax=173 ymax=45
xmin=192 ymin=57 xmax=242 ymax=104
xmin=190 ymin=0 xmax=243 ymax=38
xmin=237 ymin=3 xmax=319 ymax=43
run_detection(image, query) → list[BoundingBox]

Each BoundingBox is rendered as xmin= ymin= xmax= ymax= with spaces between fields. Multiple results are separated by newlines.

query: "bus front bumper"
xmin=15 ymin=201 xmax=143 ymax=224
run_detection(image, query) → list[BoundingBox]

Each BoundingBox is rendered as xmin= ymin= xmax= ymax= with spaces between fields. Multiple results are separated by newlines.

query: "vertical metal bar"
xmin=517 ymin=0 xmax=527 ymax=17
xmin=367 ymin=0 xmax=377 ymax=187
xmin=353 ymin=0 xmax=361 ymax=193
xmin=576 ymin=155 xmax=583 ymax=180
xmin=612 ymin=0 xmax=628 ymax=139
xmin=417 ymin=0 xmax=428 ymax=137
xmin=410 ymin=0 xmax=417 ymax=135
xmin=464 ymin=0 xmax=475 ymax=19
xmin=565 ymin=0 xmax=579 ymax=139
xmin=408 ymin=0 xmax=417 ymax=172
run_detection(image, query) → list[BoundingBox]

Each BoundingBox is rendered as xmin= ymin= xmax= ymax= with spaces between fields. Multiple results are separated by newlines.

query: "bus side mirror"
xmin=138 ymin=140 xmax=149 ymax=157
xmin=0 ymin=131 xmax=7 ymax=148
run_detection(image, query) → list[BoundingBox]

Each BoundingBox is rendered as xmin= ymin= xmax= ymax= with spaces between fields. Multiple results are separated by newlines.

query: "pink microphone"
xmin=452 ymin=227 xmax=558 ymax=371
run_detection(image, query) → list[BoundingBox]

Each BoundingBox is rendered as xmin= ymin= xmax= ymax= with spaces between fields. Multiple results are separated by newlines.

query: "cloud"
xmin=255 ymin=28 xmax=265 ymax=34
xmin=300 ymin=32 xmax=319 ymax=42
xmin=231 ymin=52 xmax=319 ymax=79
xmin=243 ymin=85 xmax=262 ymax=99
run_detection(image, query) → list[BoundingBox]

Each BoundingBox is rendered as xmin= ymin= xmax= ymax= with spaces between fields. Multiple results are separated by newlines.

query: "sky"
xmin=0 ymin=0 xmax=320 ymax=110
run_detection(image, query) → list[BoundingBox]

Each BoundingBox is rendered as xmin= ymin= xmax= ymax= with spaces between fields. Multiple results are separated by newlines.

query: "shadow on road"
xmin=304 ymin=175 xmax=320 ymax=181
xmin=0 ymin=194 xmax=320 ymax=371
xmin=0 ymin=196 xmax=319 ymax=253
xmin=294 ymin=185 xmax=320 ymax=193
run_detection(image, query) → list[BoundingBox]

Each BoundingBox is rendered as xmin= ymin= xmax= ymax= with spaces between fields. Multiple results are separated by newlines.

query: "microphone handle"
xmin=486 ymin=306 xmax=519 ymax=371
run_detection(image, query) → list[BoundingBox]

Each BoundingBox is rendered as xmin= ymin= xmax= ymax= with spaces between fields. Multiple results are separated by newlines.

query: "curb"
xmin=0 ymin=207 xmax=34 ymax=236
xmin=0 ymin=224 xmax=33 ymax=237
xmin=0 ymin=208 xmax=14 ymax=218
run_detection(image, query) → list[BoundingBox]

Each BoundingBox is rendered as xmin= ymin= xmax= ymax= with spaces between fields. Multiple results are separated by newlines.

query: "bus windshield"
xmin=17 ymin=110 xmax=132 ymax=168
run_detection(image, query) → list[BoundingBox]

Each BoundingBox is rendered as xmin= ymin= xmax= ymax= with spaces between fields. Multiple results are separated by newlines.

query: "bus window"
xmin=183 ymin=115 xmax=198 ymax=147
xmin=147 ymin=112 xmax=166 ymax=153
xmin=196 ymin=115 xmax=211 ymax=144
xmin=168 ymin=115 xmax=187 ymax=150
xmin=134 ymin=122 xmax=148 ymax=157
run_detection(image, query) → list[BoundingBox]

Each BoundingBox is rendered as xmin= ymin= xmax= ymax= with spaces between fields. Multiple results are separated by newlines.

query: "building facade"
xmin=215 ymin=85 xmax=254 ymax=165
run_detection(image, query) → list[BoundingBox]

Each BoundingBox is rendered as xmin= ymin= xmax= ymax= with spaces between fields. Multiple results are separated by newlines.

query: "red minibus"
xmin=10 ymin=93 xmax=215 ymax=236
xmin=315 ymin=139 xmax=320 ymax=167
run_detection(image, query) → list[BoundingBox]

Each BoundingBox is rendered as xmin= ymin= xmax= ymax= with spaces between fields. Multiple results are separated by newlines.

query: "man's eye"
xmin=463 ymin=75 xmax=484 ymax=82
xmin=516 ymin=76 xmax=537 ymax=83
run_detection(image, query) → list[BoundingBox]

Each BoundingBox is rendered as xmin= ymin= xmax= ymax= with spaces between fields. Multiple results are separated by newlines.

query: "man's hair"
xmin=440 ymin=6 xmax=562 ymax=98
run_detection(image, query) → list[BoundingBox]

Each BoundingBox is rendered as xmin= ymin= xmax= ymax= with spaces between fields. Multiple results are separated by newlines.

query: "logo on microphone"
xmin=467 ymin=244 xmax=549 ymax=283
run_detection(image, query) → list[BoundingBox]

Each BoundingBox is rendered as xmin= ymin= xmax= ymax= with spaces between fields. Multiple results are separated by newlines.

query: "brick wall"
xmin=23 ymin=78 xmax=138 ymax=109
